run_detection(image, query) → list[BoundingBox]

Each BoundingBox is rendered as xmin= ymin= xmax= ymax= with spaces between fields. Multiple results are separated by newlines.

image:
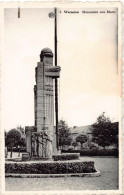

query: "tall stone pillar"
xmin=34 ymin=85 xmax=37 ymax=126
xmin=34 ymin=48 xmax=61 ymax=158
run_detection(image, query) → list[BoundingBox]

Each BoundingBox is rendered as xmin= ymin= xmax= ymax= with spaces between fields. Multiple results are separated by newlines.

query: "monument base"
xmin=6 ymin=171 xmax=100 ymax=178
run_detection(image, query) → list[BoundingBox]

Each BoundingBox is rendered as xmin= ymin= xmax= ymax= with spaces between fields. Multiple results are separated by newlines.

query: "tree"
xmin=16 ymin=125 xmax=25 ymax=135
xmin=18 ymin=136 xmax=26 ymax=147
xmin=7 ymin=129 xmax=21 ymax=158
xmin=4 ymin=130 xmax=8 ymax=158
xmin=58 ymin=120 xmax=72 ymax=149
xmin=109 ymin=122 xmax=118 ymax=148
xmin=5 ymin=130 xmax=8 ymax=147
xmin=76 ymin=134 xmax=87 ymax=149
xmin=72 ymin=141 xmax=78 ymax=150
xmin=17 ymin=135 xmax=26 ymax=157
xmin=91 ymin=112 xmax=118 ymax=149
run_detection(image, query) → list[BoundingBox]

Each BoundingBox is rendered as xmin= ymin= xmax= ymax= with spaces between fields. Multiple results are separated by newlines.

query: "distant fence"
xmin=7 ymin=147 xmax=26 ymax=152
xmin=62 ymin=149 xmax=118 ymax=157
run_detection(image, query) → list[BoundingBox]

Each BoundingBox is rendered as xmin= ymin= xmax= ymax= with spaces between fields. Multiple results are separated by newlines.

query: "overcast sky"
xmin=3 ymin=8 xmax=119 ymax=131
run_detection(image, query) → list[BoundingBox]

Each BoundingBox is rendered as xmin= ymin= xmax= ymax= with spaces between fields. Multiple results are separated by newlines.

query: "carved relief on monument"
xmin=31 ymin=131 xmax=52 ymax=158
xmin=45 ymin=66 xmax=61 ymax=78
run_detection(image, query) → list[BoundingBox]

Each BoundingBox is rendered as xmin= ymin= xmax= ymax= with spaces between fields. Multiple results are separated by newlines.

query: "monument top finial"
xmin=40 ymin=48 xmax=53 ymax=62
xmin=40 ymin=48 xmax=53 ymax=58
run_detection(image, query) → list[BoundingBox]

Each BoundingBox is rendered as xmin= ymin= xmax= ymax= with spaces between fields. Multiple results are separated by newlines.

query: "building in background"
xmin=70 ymin=125 xmax=93 ymax=150
xmin=69 ymin=122 xmax=118 ymax=150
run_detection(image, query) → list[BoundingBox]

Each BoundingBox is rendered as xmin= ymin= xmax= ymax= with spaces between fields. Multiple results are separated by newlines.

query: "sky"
xmin=2 ymin=8 xmax=119 ymax=131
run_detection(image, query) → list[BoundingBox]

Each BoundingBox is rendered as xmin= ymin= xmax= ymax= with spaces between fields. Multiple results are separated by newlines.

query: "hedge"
xmin=5 ymin=160 xmax=96 ymax=174
xmin=53 ymin=153 xmax=80 ymax=161
xmin=62 ymin=149 xmax=118 ymax=157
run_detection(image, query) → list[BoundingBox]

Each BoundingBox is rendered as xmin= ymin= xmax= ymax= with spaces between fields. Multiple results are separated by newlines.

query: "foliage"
xmin=72 ymin=142 xmax=78 ymax=150
xmin=5 ymin=126 xmax=26 ymax=148
xmin=109 ymin=122 xmax=118 ymax=147
xmin=5 ymin=130 xmax=9 ymax=147
xmin=5 ymin=161 xmax=96 ymax=174
xmin=76 ymin=134 xmax=87 ymax=148
xmin=16 ymin=125 xmax=25 ymax=135
xmin=18 ymin=136 xmax=26 ymax=147
xmin=91 ymin=112 xmax=118 ymax=149
xmin=6 ymin=129 xmax=21 ymax=158
xmin=62 ymin=149 xmax=118 ymax=157
xmin=58 ymin=120 xmax=72 ymax=149
xmin=4 ymin=130 xmax=7 ymax=137
xmin=53 ymin=153 xmax=79 ymax=161
xmin=7 ymin=129 xmax=21 ymax=145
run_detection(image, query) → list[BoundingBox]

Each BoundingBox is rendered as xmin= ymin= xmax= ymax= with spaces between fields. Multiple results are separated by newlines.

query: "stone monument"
xmin=25 ymin=48 xmax=61 ymax=159
xmin=6 ymin=48 xmax=100 ymax=178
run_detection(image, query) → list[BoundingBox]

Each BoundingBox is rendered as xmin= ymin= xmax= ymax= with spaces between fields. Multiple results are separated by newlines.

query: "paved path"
xmin=5 ymin=157 xmax=118 ymax=191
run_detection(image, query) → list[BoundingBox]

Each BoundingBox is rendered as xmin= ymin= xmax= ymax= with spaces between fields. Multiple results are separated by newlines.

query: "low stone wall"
xmin=5 ymin=160 xmax=96 ymax=174
xmin=53 ymin=153 xmax=80 ymax=161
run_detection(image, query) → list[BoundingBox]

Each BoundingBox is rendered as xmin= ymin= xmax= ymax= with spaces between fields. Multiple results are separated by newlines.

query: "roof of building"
xmin=70 ymin=122 xmax=119 ymax=138
xmin=70 ymin=125 xmax=93 ymax=135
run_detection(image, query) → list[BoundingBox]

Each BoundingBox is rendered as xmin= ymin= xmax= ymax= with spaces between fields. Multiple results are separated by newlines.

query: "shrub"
xmin=5 ymin=160 xmax=96 ymax=174
xmin=61 ymin=149 xmax=118 ymax=157
xmin=53 ymin=153 xmax=80 ymax=161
